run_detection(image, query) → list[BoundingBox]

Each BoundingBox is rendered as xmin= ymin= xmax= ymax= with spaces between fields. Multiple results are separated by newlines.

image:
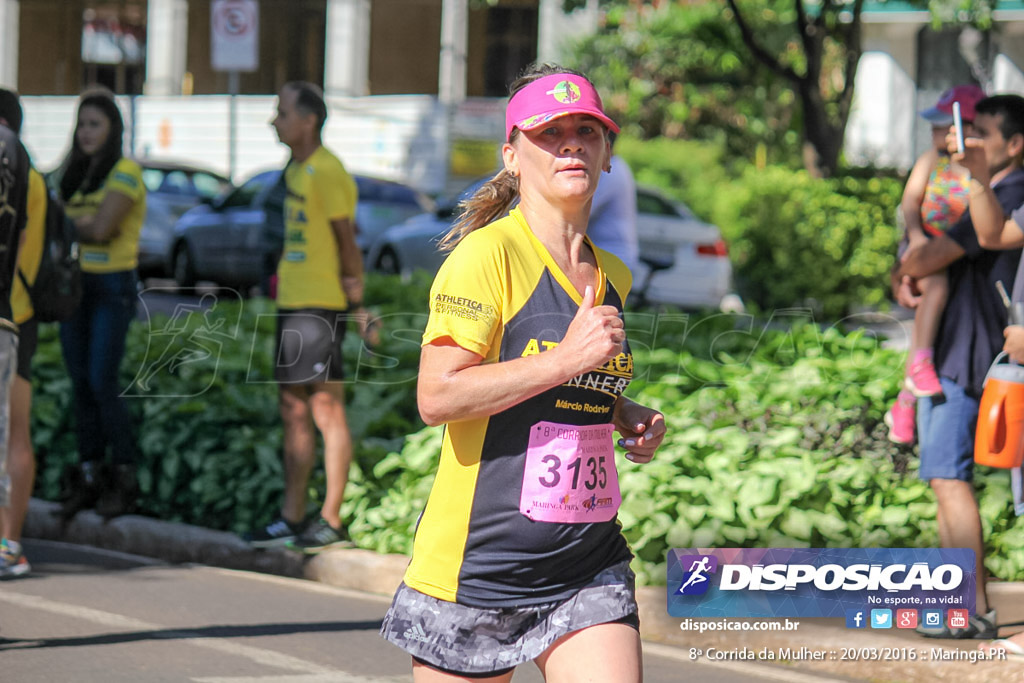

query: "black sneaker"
xmin=96 ymin=464 xmax=139 ymax=519
xmin=287 ymin=517 xmax=353 ymax=554
xmin=246 ymin=517 xmax=304 ymax=549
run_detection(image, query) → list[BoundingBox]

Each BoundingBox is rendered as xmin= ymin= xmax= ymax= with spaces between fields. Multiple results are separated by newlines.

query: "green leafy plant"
xmin=613 ymin=139 xmax=905 ymax=320
xmin=32 ymin=275 xmax=1024 ymax=584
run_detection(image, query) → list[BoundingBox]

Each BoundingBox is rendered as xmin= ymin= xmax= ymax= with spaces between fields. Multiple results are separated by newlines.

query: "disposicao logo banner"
xmin=667 ymin=548 xmax=975 ymax=618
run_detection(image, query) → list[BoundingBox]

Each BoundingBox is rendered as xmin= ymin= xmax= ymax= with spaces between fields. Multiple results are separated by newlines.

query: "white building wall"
xmin=145 ymin=0 xmax=189 ymax=96
xmin=19 ymin=93 xmax=501 ymax=195
xmin=844 ymin=53 xmax=916 ymax=169
xmin=537 ymin=0 xmax=600 ymax=63
xmin=324 ymin=0 xmax=371 ymax=97
xmin=994 ymin=21 xmax=1024 ymax=93
xmin=0 ymin=0 xmax=19 ymax=90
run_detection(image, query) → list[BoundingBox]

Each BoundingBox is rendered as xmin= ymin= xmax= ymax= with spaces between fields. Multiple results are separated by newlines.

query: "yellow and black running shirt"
xmin=64 ymin=158 xmax=146 ymax=273
xmin=404 ymin=207 xmax=635 ymax=608
xmin=276 ymin=146 xmax=358 ymax=310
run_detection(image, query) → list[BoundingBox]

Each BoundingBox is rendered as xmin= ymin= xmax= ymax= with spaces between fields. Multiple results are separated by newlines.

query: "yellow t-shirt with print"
xmin=276 ymin=146 xmax=358 ymax=310
xmin=403 ymin=207 xmax=635 ymax=607
xmin=11 ymin=168 xmax=47 ymax=324
xmin=64 ymin=158 xmax=146 ymax=273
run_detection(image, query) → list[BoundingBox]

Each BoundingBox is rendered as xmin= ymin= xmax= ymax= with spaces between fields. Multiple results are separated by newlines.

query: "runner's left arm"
xmin=611 ymin=396 xmax=665 ymax=464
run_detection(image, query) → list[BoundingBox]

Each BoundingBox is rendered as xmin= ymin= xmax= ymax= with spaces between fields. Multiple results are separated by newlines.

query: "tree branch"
xmin=838 ymin=0 xmax=866 ymax=122
xmin=725 ymin=0 xmax=802 ymax=84
xmin=797 ymin=0 xmax=824 ymax=93
xmin=795 ymin=0 xmax=815 ymax=62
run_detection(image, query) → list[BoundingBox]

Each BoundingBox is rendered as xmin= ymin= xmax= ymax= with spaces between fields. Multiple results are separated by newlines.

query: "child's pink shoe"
xmin=885 ymin=392 xmax=917 ymax=445
xmin=905 ymin=356 xmax=943 ymax=397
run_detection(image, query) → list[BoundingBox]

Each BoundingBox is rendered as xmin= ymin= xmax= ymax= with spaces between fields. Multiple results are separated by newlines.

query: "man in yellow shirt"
xmin=247 ymin=82 xmax=363 ymax=552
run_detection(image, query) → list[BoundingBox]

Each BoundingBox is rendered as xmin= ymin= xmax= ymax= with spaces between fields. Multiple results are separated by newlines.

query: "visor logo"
xmin=548 ymin=81 xmax=581 ymax=104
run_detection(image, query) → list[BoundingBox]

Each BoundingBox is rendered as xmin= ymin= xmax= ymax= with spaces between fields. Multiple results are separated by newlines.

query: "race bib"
xmin=520 ymin=421 xmax=621 ymax=523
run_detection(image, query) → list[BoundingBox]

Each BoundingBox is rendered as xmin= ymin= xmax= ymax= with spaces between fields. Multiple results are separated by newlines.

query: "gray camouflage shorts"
xmin=379 ymin=560 xmax=638 ymax=676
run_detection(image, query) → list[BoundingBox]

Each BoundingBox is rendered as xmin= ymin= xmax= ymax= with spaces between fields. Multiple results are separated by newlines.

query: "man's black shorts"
xmin=16 ymin=318 xmax=37 ymax=381
xmin=274 ymin=308 xmax=349 ymax=384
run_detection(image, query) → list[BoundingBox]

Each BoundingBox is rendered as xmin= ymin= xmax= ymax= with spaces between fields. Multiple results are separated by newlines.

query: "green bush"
xmin=711 ymin=166 xmax=903 ymax=318
xmin=347 ymin=314 xmax=1024 ymax=585
xmin=32 ymin=273 xmax=431 ymax=535
xmin=617 ymin=138 xmax=904 ymax=319
xmin=615 ymin=135 xmax=735 ymax=225
xmin=33 ymin=274 xmax=1024 ymax=585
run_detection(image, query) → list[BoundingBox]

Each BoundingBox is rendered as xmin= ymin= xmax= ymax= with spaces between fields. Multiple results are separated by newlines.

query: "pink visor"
xmin=505 ymin=73 xmax=619 ymax=141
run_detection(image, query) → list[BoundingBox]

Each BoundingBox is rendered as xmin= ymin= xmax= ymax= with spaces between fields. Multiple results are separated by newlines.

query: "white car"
xmin=634 ymin=187 xmax=743 ymax=312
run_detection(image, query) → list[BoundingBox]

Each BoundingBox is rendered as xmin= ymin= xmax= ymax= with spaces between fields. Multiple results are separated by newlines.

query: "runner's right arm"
xmin=418 ymin=286 xmax=623 ymax=427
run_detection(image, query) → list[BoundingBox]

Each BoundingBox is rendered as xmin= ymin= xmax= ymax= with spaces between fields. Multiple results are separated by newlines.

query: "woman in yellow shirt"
xmin=56 ymin=89 xmax=146 ymax=520
xmin=380 ymin=65 xmax=666 ymax=682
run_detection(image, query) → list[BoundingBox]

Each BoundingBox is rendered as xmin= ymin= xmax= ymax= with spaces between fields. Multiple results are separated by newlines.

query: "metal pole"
xmin=438 ymin=0 xmax=467 ymax=194
xmin=228 ymin=70 xmax=239 ymax=182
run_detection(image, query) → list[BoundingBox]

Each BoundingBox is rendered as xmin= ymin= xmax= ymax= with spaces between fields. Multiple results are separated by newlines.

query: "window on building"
xmin=484 ymin=7 xmax=538 ymax=97
xmin=81 ymin=4 xmax=146 ymax=95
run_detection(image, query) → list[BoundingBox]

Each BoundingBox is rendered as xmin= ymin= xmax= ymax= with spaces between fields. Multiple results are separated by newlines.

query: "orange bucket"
xmin=975 ymin=353 xmax=1024 ymax=469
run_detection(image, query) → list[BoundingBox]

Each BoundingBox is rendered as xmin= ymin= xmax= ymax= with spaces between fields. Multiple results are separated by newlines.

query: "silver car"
xmin=168 ymin=169 xmax=431 ymax=290
xmin=633 ymin=187 xmax=742 ymax=312
xmin=136 ymin=160 xmax=231 ymax=279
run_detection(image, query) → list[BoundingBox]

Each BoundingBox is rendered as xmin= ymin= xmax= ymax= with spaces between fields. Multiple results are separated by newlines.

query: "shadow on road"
xmin=0 ymin=619 xmax=384 ymax=651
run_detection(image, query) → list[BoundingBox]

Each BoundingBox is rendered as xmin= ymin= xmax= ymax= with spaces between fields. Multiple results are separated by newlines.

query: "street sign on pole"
xmin=211 ymin=0 xmax=257 ymax=182
xmin=211 ymin=0 xmax=258 ymax=73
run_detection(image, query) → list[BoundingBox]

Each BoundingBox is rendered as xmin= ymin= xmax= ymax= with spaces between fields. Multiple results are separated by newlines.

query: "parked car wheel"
xmin=173 ymin=242 xmax=197 ymax=288
xmin=375 ymin=246 xmax=401 ymax=275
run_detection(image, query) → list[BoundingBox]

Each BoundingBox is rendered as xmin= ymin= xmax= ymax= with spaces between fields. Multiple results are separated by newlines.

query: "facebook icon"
xmin=845 ymin=609 xmax=866 ymax=629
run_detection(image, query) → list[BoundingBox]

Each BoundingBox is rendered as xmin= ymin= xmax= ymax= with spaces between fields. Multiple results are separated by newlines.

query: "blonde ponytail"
xmin=438 ymin=168 xmax=520 ymax=252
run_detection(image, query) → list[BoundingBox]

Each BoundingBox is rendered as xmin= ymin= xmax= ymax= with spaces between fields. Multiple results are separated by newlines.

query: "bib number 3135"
xmin=520 ymin=421 xmax=621 ymax=523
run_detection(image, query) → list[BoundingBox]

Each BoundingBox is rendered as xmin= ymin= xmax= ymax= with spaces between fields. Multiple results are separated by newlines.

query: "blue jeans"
xmin=59 ymin=271 xmax=139 ymax=465
xmin=917 ymin=377 xmax=978 ymax=482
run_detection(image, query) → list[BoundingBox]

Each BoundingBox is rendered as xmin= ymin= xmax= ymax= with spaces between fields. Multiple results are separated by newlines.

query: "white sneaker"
xmin=0 ymin=539 xmax=31 ymax=578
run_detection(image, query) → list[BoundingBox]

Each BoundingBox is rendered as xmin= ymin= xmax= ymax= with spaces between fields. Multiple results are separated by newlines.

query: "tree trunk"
xmin=798 ymin=81 xmax=844 ymax=178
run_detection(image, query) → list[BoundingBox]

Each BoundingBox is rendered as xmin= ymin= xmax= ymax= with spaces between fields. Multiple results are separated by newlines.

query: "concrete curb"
xmin=23 ymin=498 xmax=1024 ymax=682
xmin=24 ymin=498 xmax=410 ymax=595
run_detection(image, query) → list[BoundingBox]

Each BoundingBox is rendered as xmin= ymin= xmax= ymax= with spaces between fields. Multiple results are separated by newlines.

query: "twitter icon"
xmin=871 ymin=609 xmax=893 ymax=629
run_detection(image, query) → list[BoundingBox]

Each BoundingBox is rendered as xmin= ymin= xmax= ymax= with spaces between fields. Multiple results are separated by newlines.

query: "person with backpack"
xmin=0 ymin=90 xmax=31 ymax=577
xmin=0 ymin=89 xmax=48 ymax=578
xmin=55 ymin=88 xmax=146 ymax=520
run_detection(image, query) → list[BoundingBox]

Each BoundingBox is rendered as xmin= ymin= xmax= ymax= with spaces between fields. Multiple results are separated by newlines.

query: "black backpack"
xmin=18 ymin=190 xmax=82 ymax=322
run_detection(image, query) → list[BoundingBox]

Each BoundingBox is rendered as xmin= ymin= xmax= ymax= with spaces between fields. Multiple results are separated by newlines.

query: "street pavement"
xmin=18 ymin=499 xmax=1024 ymax=681
xmin=1 ymin=538 xmax=836 ymax=683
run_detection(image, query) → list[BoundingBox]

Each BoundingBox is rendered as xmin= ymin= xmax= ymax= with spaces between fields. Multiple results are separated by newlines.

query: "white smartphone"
xmin=953 ymin=101 xmax=965 ymax=154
